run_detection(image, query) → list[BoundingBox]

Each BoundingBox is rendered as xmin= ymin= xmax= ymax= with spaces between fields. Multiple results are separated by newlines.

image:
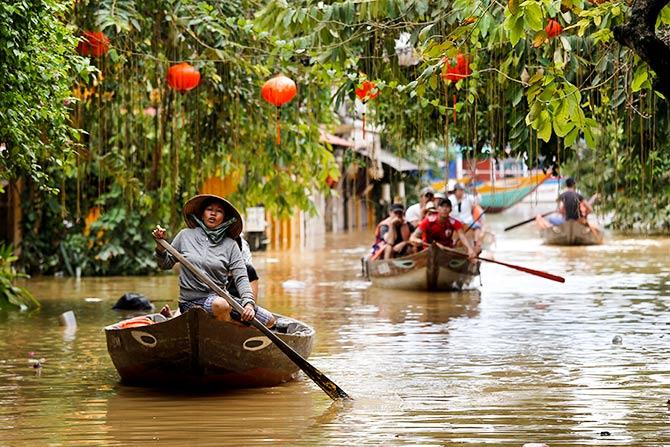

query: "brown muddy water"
xmin=1 ymin=208 xmax=669 ymax=446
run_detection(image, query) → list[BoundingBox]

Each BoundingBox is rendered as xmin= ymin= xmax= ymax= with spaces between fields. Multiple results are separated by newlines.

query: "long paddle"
xmin=156 ymin=238 xmax=351 ymax=401
xmin=504 ymin=211 xmax=555 ymax=232
xmin=435 ymin=242 xmax=565 ymax=283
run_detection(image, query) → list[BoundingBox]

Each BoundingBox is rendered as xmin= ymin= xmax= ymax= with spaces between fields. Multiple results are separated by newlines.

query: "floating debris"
xmin=282 ymin=280 xmax=306 ymax=290
xmin=612 ymin=335 xmax=622 ymax=345
xmin=58 ymin=310 xmax=77 ymax=328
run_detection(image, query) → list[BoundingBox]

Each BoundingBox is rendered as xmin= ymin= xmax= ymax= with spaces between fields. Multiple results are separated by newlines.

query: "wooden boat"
xmin=476 ymin=172 xmax=550 ymax=212
xmin=364 ymin=243 xmax=480 ymax=291
xmin=105 ymin=307 xmax=314 ymax=388
xmin=540 ymin=220 xmax=604 ymax=246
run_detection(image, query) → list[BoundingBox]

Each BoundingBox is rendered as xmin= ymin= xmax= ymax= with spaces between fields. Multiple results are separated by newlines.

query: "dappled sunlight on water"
xmin=1 ymin=206 xmax=669 ymax=446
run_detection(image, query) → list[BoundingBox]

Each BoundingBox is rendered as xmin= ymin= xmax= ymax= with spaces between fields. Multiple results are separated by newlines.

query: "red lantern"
xmin=326 ymin=175 xmax=339 ymax=189
xmin=545 ymin=19 xmax=563 ymax=38
xmin=355 ymin=80 xmax=380 ymax=103
xmin=355 ymin=80 xmax=380 ymax=139
xmin=261 ymin=74 xmax=297 ymax=144
xmin=441 ymin=53 xmax=472 ymax=123
xmin=441 ymin=53 xmax=471 ymax=83
xmin=77 ymin=31 xmax=110 ymax=58
xmin=167 ymin=63 xmax=201 ymax=93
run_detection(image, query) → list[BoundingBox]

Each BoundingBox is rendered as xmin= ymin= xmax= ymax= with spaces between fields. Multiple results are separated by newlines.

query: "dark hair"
xmin=437 ymin=198 xmax=452 ymax=208
xmin=389 ymin=203 xmax=404 ymax=213
xmin=565 ymin=177 xmax=576 ymax=188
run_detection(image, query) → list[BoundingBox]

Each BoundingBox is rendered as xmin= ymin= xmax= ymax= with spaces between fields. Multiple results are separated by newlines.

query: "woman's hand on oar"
xmin=155 ymin=237 xmax=351 ymax=401
xmin=504 ymin=211 xmax=555 ymax=232
xmin=435 ymin=242 xmax=565 ymax=283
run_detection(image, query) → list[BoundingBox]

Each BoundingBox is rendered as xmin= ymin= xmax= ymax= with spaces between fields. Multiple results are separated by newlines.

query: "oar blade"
xmin=253 ymin=321 xmax=352 ymax=400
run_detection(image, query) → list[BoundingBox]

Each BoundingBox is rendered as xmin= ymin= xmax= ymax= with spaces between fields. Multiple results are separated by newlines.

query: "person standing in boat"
xmin=370 ymin=203 xmax=414 ymax=260
xmin=448 ymin=183 xmax=484 ymax=248
xmin=405 ymin=187 xmax=435 ymax=227
xmin=151 ymin=194 xmax=275 ymax=328
xmin=535 ymin=177 xmax=591 ymax=229
xmin=410 ymin=198 xmax=476 ymax=259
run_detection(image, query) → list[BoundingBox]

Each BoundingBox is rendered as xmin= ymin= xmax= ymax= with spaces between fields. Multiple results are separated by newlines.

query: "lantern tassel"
xmin=362 ymin=112 xmax=366 ymax=140
xmin=276 ymin=106 xmax=281 ymax=145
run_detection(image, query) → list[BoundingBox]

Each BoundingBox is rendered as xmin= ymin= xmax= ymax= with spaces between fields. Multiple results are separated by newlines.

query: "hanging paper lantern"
xmin=545 ymin=19 xmax=563 ymax=38
xmin=261 ymin=74 xmax=297 ymax=144
xmin=77 ymin=31 xmax=110 ymax=58
xmin=355 ymin=80 xmax=380 ymax=103
xmin=441 ymin=53 xmax=472 ymax=123
xmin=167 ymin=63 xmax=201 ymax=93
xmin=441 ymin=53 xmax=471 ymax=83
xmin=326 ymin=175 xmax=339 ymax=189
xmin=355 ymin=80 xmax=380 ymax=139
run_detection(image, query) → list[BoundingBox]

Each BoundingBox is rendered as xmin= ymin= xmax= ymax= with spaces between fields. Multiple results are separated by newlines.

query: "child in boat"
xmin=152 ymin=194 xmax=275 ymax=328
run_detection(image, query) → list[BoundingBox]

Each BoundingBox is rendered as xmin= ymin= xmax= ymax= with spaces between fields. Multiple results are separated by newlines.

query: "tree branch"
xmin=613 ymin=0 xmax=670 ymax=98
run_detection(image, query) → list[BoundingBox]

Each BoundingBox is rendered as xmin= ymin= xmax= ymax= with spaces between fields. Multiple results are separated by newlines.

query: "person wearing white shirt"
xmin=448 ymin=183 xmax=483 ymax=248
xmin=405 ymin=187 xmax=435 ymax=227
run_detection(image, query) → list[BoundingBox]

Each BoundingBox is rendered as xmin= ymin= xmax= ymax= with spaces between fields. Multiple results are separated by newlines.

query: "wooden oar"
xmin=435 ymin=242 xmax=565 ymax=283
xmin=156 ymin=238 xmax=351 ymax=401
xmin=504 ymin=211 xmax=555 ymax=232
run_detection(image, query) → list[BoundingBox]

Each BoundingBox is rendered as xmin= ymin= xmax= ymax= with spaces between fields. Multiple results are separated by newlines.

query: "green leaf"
xmin=631 ymin=66 xmax=648 ymax=92
xmin=564 ymin=127 xmax=579 ymax=147
xmin=523 ymin=2 xmax=544 ymax=31
xmin=536 ymin=110 xmax=552 ymax=141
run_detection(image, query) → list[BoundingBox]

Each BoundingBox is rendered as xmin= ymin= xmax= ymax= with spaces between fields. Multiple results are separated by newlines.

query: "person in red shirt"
xmin=410 ymin=198 xmax=476 ymax=259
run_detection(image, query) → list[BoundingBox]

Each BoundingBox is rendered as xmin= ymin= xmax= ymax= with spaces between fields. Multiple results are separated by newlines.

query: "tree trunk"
xmin=613 ymin=0 xmax=670 ymax=98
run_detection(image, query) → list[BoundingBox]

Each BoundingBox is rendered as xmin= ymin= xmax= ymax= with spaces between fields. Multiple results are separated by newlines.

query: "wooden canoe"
xmin=105 ymin=307 xmax=314 ymax=388
xmin=540 ymin=220 xmax=604 ymax=246
xmin=364 ymin=243 xmax=480 ymax=291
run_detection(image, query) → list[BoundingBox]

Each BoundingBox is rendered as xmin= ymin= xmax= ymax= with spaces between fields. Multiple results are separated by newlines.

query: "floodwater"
xmin=1 ymin=206 xmax=669 ymax=446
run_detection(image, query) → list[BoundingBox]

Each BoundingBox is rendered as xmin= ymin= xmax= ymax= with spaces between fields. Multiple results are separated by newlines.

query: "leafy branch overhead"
xmin=256 ymin=0 xmax=670 ymax=149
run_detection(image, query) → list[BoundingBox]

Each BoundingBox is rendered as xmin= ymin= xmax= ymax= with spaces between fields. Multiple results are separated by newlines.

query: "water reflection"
xmin=1 ymin=208 xmax=670 ymax=446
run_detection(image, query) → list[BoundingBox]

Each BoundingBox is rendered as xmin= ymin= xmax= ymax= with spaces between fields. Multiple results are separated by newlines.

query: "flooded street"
xmin=1 ymin=207 xmax=670 ymax=446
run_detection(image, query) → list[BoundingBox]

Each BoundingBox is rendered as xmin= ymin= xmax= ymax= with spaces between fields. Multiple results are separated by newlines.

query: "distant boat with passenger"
xmin=540 ymin=220 xmax=604 ymax=246
xmin=105 ymin=307 xmax=315 ymax=388
xmin=363 ymin=243 xmax=480 ymax=291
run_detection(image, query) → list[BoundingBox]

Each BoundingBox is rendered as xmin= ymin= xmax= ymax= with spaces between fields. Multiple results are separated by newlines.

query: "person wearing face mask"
xmin=151 ymin=194 xmax=275 ymax=328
